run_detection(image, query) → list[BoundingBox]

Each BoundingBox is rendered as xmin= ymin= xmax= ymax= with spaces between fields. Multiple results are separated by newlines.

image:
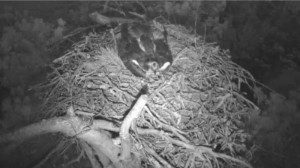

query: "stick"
xmin=119 ymin=94 xmax=148 ymax=161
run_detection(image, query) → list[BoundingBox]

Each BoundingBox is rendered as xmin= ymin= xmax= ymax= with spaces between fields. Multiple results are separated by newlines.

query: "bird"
xmin=152 ymin=27 xmax=173 ymax=72
xmin=121 ymin=22 xmax=156 ymax=54
xmin=117 ymin=22 xmax=155 ymax=77
xmin=117 ymin=22 xmax=172 ymax=78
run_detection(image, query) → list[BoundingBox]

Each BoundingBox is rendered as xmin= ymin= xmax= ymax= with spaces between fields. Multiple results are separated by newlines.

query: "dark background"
xmin=1 ymin=1 xmax=300 ymax=168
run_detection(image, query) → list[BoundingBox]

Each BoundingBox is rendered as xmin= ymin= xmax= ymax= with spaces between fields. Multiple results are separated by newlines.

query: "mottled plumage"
xmin=153 ymin=27 xmax=173 ymax=72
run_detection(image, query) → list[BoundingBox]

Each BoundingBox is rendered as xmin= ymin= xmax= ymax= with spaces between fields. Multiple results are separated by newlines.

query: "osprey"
xmin=117 ymin=22 xmax=172 ymax=78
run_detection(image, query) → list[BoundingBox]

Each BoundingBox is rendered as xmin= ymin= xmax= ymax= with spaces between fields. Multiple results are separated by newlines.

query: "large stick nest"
xmin=38 ymin=20 xmax=258 ymax=168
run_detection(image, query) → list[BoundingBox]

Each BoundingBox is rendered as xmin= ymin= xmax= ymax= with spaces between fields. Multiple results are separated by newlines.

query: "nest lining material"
xmin=41 ymin=20 xmax=257 ymax=167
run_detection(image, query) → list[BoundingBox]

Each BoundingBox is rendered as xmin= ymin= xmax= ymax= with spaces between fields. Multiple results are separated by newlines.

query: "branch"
xmin=0 ymin=116 xmax=84 ymax=144
xmin=77 ymin=129 xmax=122 ymax=168
xmin=0 ymin=116 xmax=124 ymax=168
xmin=119 ymin=94 xmax=148 ymax=161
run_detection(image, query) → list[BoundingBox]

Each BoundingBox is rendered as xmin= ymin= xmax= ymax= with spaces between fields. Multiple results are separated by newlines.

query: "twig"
xmin=145 ymin=147 xmax=174 ymax=168
xmin=137 ymin=128 xmax=253 ymax=168
xmin=81 ymin=142 xmax=102 ymax=168
xmin=110 ymin=28 xmax=118 ymax=52
xmin=63 ymin=149 xmax=85 ymax=167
